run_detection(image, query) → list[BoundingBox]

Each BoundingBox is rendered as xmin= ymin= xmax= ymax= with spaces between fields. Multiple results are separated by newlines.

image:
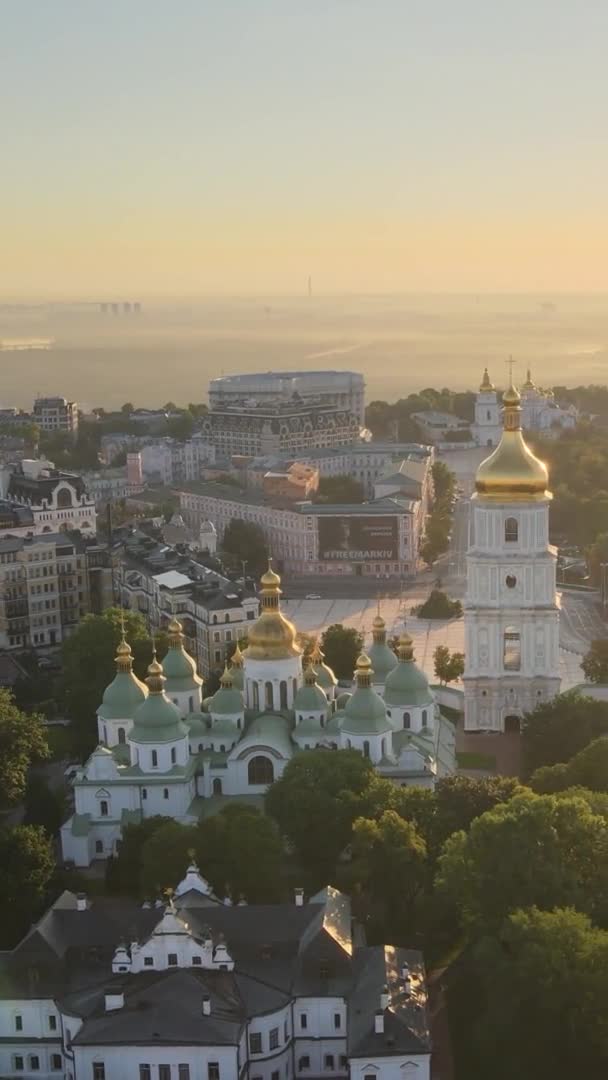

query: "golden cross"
xmin=506 ymin=356 xmax=516 ymax=385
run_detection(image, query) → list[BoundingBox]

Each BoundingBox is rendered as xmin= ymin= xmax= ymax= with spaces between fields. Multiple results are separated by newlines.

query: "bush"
xmin=417 ymin=590 xmax=462 ymax=620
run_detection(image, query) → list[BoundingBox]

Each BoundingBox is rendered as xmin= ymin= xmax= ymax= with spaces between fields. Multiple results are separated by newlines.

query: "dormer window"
xmin=168 ymin=953 xmax=178 ymax=966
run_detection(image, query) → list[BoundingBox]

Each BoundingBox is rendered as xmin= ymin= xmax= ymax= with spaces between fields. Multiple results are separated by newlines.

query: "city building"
xmin=464 ymin=380 xmax=561 ymax=731
xmin=0 ymin=460 xmax=97 ymax=536
xmin=0 ymin=873 xmax=431 ymax=1080
xmin=177 ymin=480 xmax=425 ymax=578
xmin=114 ymin=530 xmax=259 ymax=676
xmin=411 ymin=410 xmax=472 ymax=445
xmin=80 ymin=467 xmax=144 ymax=505
xmin=471 ymin=367 xmax=577 ymax=448
xmin=60 ymin=569 xmax=455 ymax=866
xmin=199 ymin=400 xmax=360 ymax=457
xmin=0 ymin=532 xmax=112 ymax=650
xmin=100 ymin=435 xmax=216 ymax=484
xmin=209 ymin=369 xmax=366 ymax=426
xmin=32 ymin=396 xmax=79 ymax=438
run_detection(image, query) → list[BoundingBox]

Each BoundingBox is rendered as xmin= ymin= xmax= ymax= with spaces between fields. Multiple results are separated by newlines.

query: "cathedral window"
xmin=151 ymin=750 xmax=158 ymax=767
xmin=252 ymin=683 xmax=259 ymax=710
xmin=486 ymin=410 xmax=491 ymax=420
xmin=506 ymin=575 xmax=517 ymax=589
xmin=171 ymin=747 xmax=176 ymax=764
xmin=280 ymin=680 xmax=288 ymax=709
xmin=505 ymin=517 xmax=518 ymax=543
xmin=503 ymin=628 xmax=521 ymax=671
xmin=117 ymin=727 xmax=126 ymax=744
xmin=363 ymin=740 xmax=370 ymax=758
xmin=248 ymin=756 xmax=274 ymax=785
xmin=403 ymin=712 xmax=411 ymax=729
xmin=422 ymin=709 xmax=428 ymax=725
xmin=100 ymin=800 xmax=108 ymax=817
xmin=265 ymin=681 xmax=273 ymax=709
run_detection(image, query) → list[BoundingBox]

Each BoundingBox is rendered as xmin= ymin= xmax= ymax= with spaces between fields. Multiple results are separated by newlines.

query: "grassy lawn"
xmin=456 ymin=750 xmax=497 ymax=771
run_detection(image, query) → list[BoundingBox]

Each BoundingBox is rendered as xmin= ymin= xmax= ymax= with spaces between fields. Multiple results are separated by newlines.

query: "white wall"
xmin=349 ymin=1054 xmax=430 ymax=1080
xmin=73 ymin=1043 xmax=238 ymax=1080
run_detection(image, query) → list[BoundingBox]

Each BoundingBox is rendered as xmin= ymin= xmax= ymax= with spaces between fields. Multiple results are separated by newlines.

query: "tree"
xmin=430 ymin=775 xmax=522 ymax=857
xmin=106 ymin=816 xmax=175 ymax=895
xmin=531 ymin=736 xmax=608 ymax=794
xmin=433 ymin=645 xmax=465 ymax=684
xmin=521 ymin=691 xmax=608 ymax=778
xmin=120 ymin=402 xmax=134 ymax=415
xmin=432 ymin=460 xmax=457 ymax=503
xmin=320 ymin=624 xmax=363 ymax=680
xmin=582 ymin=639 xmax=608 ymax=684
xmin=61 ymin=609 xmax=166 ymax=758
xmin=0 ymin=825 xmax=55 ymax=946
xmin=0 ymin=690 xmax=48 ymax=805
xmin=450 ymin=907 xmax=608 ymax=1080
xmin=167 ymin=410 xmax=195 ymax=440
xmin=23 ymin=776 xmax=67 ymax=836
xmin=140 ymin=821 xmax=198 ymax=897
xmin=417 ymin=590 xmax=462 ymax=620
xmin=436 ymin=791 xmax=608 ymax=936
xmin=350 ymin=810 xmax=427 ymax=934
xmin=195 ymin=804 xmax=283 ymax=903
xmin=420 ymin=519 xmax=451 ymax=566
xmin=314 ymin=475 xmax=365 ymax=504
xmin=222 ymin=519 xmax=268 ymax=577
xmin=265 ymin=749 xmax=374 ymax=882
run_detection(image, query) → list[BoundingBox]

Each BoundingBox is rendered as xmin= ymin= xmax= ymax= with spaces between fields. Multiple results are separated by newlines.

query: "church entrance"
xmin=504 ymin=714 xmax=521 ymax=734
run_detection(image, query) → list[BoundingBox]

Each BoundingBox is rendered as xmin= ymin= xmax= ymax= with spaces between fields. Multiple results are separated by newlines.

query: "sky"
xmin=2 ymin=0 xmax=608 ymax=296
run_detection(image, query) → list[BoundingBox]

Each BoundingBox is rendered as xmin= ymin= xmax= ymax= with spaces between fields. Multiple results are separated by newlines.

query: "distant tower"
xmin=472 ymin=368 xmax=502 ymax=448
xmin=126 ymin=452 xmax=143 ymax=487
xmin=464 ymin=379 xmax=560 ymax=732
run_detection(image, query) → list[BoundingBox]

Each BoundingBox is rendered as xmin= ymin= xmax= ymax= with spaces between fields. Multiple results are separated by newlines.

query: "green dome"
xmin=98 ymin=670 xmax=147 ymax=720
xmin=162 ymin=618 xmax=202 ymax=692
xmin=325 ymin=709 xmax=345 ymax=735
xmin=209 ymin=666 xmax=244 ymax=716
xmin=342 ymin=686 xmax=391 ymax=734
xmin=130 ymin=659 xmax=189 ymax=744
xmin=384 ymin=633 xmax=433 ymax=708
xmin=336 ymin=691 xmax=352 ymax=709
xmin=294 ymin=683 xmax=328 ymax=712
xmin=367 ymin=640 xmax=398 ymax=681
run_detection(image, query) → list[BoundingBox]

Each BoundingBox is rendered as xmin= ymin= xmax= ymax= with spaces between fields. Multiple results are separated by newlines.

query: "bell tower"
xmin=464 ymin=379 xmax=560 ymax=732
xmin=472 ymin=367 xmax=502 ymax=448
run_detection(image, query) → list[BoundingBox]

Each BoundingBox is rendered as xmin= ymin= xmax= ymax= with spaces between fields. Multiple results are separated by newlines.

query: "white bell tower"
xmin=464 ymin=379 xmax=560 ymax=732
xmin=472 ymin=368 xmax=502 ymax=448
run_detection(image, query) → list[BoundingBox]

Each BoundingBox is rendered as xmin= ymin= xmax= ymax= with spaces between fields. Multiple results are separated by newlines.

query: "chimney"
xmin=374 ymin=1009 xmax=384 ymax=1034
xmin=202 ymin=996 xmax=211 ymax=1016
xmin=76 ymin=892 xmax=87 ymax=912
xmin=294 ymin=888 xmax=304 ymax=907
xmin=380 ymin=985 xmax=390 ymax=1010
xmin=104 ymin=990 xmax=124 ymax=1012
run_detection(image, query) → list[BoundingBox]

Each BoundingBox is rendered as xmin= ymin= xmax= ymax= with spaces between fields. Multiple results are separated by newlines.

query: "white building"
xmin=209 ymin=369 xmax=366 ymax=425
xmin=1 ymin=460 xmax=97 ymax=536
xmin=0 ymin=874 xmax=431 ymax=1080
xmin=61 ymin=569 xmax=455 ymax=868
xmin=472 ymin=367 xmax=577 ymax=448
xmin=32 ymin=396 xmax=79 ymax=438
xmin=464 ymin=380 xmax=561 ymax=731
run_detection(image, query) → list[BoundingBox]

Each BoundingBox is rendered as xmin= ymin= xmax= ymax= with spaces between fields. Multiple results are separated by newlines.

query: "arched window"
xmin=422 ymin=709 xmax=427 ymax=726
xmin=486 ymin=409 xmax=491 ymax=421
xmin=213 ymin=777 xmax=222 ymax=795
xmin=42 ymin=525 xmax=52 ymax=533
xmin=505 ymin=517 xmax=518 ymax=543
xmin=280 ymin=680 xmax=288 ymax=709
xmin=171 ymin=747 xmax=176 ymax=764
xmin=363 ymin=740 xmax=370 ymax=758
xmin=248 ymin=755 xmax=274 ymax=785
xmin=117 ymin=727 xmax=126 ymax=744
xmin=292 ymin=677 xmax=297 ymax=698
xmin=213 ymin=614 xmax=218 ymax=625
xmin=198 ymin=743 xmax=203 ymax=752
xmin=57 ymin=488 xmax=73 ymax=509
xmin=151 ymin=749 xmax=158 ymax=767
xmin=381 ymin=737 xmax=386 ymax=756
xmin=189 ymin=696 xmax=194 ymax=712
xmin=100 ymin=800 xmax=108 ymax=817
xmin=224 ymin=613 xmax=230 ymax=622
xmin=252 ymin=683 xmax=259 ymax=710
xmin=403 ymin=712 xmax=411 ymax=729
xmin=102 ymin=725 xmax=107 ymax=744
xmin=504 ymin=627 xmax=521 ymax=671
xmin=265 ymin=681 xmax=273 ymax=709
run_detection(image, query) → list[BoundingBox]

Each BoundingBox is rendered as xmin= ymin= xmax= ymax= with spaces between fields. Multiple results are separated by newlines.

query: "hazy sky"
xmin=3 ymin=1 xmax=608 ymax=296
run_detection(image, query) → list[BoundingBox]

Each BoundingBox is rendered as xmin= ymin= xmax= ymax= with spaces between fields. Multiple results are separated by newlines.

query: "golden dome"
xmin=146 ymin=654 xmax=166 ymax=694
xmin=372 ymin=613 xmax=385 ymax=631
xmin=230 ymin=642 xmax=244 ymax=667
xmin=522 ymin=368 xmax=536 ymax=390
xmin=480 ymin=367 xmax=495 ymax=391
xmin=116 ymin=639 xmax=132 ymax=658
xmin=244 ymin=562 xmax=301 ymax=661
xmin=475 ymin=382 xmax=550 ymax=502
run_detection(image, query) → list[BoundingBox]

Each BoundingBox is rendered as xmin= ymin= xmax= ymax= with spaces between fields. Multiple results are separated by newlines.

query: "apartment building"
xmin=0 ymin=533 xmax=112 ymax=650
xmin=209 ymin=368 xmax=366 ymax=424
xmin=32 ymin=396 xmax=79 ymax=438
xmin=1 ymin=460 xmax=97 ymax=535
xmin=199 ymin=400 xmax=360 ymax=457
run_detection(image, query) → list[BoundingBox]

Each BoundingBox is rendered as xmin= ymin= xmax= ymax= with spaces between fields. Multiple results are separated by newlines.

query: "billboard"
xmin=318 ymin=515 xmax=399 ymax=562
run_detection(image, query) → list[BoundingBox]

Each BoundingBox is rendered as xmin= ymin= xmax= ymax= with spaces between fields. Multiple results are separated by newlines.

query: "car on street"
xmin=305 ymin=593 xmax=322 ymax=600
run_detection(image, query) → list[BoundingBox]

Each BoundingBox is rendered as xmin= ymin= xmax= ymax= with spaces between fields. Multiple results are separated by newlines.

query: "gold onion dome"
xmin=475 ymin=381 xmax=550 ymax=502
xmin=479 ymin=367 xmax=495 ymax=391
xmin=244 ymin=562 xmax=300 ymax=660
xmin=522 ymin=368 xmax=536 ymax=390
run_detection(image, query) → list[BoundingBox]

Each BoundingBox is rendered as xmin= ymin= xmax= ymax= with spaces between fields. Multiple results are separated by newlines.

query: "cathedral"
xmin=464 ymin=377 xmax=561 ymax=731
xmin=472 ymin=366 xmax=576 ymax=448
xmin=61 ymin=569 xmax=456 ymax=866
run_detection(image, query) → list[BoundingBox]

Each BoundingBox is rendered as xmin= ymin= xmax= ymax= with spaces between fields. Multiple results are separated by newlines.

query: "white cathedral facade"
xmin=472 ymin=367 xmax=576 ymax=448
xmin=61 ymin=572 xmax=456 ymax=867
xmin=464 ymin=379 xmax=561 ymax=732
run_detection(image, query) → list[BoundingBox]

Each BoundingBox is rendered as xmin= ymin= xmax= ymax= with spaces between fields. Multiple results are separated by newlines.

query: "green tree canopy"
xmin=314 ymin=475 xmax=365 ymax=504
xmin=0 ymin=825 xmax=55 ymax=947
xmin=417 ymin=589 xmax=462 ymax=620
xmin=530 ymin=736 xmax=608 ymax=794
xmin=433 ymin=644 xmax=465 ymax=684
xmin=0 ymin=690 xmax=48 ymax=805
xmin=350 ymin=810 xmax=427 ymax=934
xmin=320 ymin=624 xmax=364 ymax=679
xmin=23 ymin=776 xmax=67 ymax=837
xmin=221 ymin=519 xmax=268 ymax=577
xmin=451 ymin=907 xmax=608 ymax=1080
xmin=106 ymin=816 xmax=175 ymax=895
xmin=265 ymin=749 xmax=374 ymax=882
xmin=437 ymin=791 xmax=608 ymax=936
xmin=140 ymin=821 xmax=198 ymax=897
xmin=581 ymin=639 xmax=608 ymax=684
xmin=195 ymin=803 xmax=283 ymax=903
xmin=521 ymin=691 xmax=608 ymax=778
xmin=167 ymin=410 xmax=195 ymax=440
